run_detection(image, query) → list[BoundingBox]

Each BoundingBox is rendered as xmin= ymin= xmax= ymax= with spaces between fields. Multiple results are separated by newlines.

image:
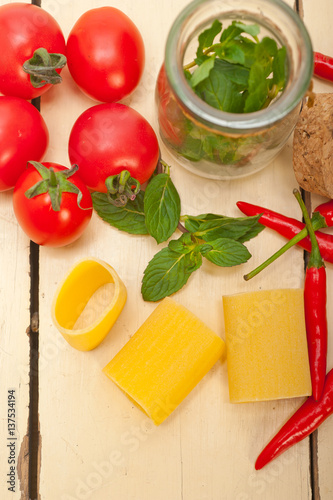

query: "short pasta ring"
xmin=51 ymin=257 xmax=127 ymax=351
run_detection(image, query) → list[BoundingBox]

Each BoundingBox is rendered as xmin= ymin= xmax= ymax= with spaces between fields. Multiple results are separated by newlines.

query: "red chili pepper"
xmin=314 ymin=199 xmax=333 ymax=226
xmin=255 ymin=367 xmax=333 ymax=470
xmin=304 ymin=265 xmax=328 ymax=400
xmin=314 ymin=52 xmax=333 ymax=81
xmin=237 ymin=201 xmax=333 ymax=264
xmin=295 ymin=189 xmax=328 ymax=401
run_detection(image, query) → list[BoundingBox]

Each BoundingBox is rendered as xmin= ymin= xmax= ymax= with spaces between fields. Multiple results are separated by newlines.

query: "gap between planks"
xmin=17 ymin=112 xmax=41 ymax=499
xmin=17 ymin=241 xmax=40 ymax=500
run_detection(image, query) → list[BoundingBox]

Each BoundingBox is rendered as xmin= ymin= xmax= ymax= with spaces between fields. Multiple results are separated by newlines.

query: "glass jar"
xmin=155 ymin=0 xmax=313 ymax=180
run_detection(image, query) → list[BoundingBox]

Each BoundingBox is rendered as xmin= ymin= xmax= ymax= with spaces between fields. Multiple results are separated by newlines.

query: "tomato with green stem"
xmin=13 ymin=162 xmax=93 ymax=247
xmin=0 ymin=3 xmax=66 ymax=100
xmin=68 ymin=103 xmax=160 ymax=194
xmin=0 ymin=96 xmax=49 ymax=192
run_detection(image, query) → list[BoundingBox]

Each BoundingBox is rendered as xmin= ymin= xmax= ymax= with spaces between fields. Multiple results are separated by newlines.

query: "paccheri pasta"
xmin=103 ymin=297 xmax=225 ymax=425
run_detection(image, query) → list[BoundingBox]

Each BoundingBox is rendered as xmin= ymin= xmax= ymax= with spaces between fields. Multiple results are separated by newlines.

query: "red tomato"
xmin=0 ymin=96 xmax=49 ymax=191
xmin=66 ymin=7 xmax=145 ymax=102
xmin=13 ymin=162 xmax=93 ymax=247
xmin=68 ymin=103 xmax=160 ymax=192
xmin=0 ymin=3 xmax=66 ymax=100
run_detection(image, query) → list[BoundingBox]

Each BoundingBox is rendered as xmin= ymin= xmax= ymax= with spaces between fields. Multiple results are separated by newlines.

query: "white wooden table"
xmin=0 ymin=0 xmax=332 ymax=499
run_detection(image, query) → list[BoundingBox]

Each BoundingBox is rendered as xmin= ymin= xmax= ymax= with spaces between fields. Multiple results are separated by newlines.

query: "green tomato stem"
xmin=105 ymin=170 xmax=141 ymax=207
xmin=49 ymin=168 xmax=58 ymax=188
xmin=23 ymin=47 xmax=67 ymax=88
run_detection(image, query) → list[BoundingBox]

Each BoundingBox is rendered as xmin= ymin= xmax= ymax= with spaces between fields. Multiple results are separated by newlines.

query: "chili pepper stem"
xmin=293 ymin=189 xmax=324 ymax=269
xmin=243 ymin=228 xmax=307 ymax=280
xmin=243 ymin=202 xmax=327 ymax=281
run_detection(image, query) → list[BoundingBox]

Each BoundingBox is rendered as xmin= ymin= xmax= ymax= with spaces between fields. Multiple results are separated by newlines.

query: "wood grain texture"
xmin=0 ymin=190 xmax=30 ymax=500
xmin=0 ymin=0 xmax=329 ymax=498
xmin=36 ymin=1 xmax=315 ymax=499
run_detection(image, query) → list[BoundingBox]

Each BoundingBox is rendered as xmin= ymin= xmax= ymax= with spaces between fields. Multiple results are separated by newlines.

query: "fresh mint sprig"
xmin=92 ymin=162 xmax=264 ymax=301
xmin=184 ymin=20 xmax=287 ymax=114
xmin=160 ymin=20 xmax=287 ymax=168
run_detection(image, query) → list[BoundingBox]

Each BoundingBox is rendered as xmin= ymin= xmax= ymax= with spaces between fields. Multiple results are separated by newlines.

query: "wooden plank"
xmin=0 ymin=193 xmax=31 ymax=500
xmin=37 ymin=0 xmax=315 ymax=498
xmin=0 ymin=1 xmax=39 ymax=496
xmin=301 ymin=2 xmax=333 ymax=499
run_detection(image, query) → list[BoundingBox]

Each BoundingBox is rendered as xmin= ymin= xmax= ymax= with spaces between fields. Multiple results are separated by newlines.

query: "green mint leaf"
xmin=237 ymin=220 xmax=265 ymax=243
xmin=196 ymin=19 xmax=222 ymax=60
xmin=219 ymin=23 xmax=243 ymax=44
xmin=234 ymin=37 xmax=257 ymax=68
xmin=220 ymin=44 xmax=245 ymax=65
xmin=183 ymin=215 xmax=202 ymax=233
xmin=202 ymin=134 xmax=241 ymax=164
xmin=215 ymin=36 xmax=256 ymax=68
xmin=144 ymin=172 xmax=181 ymax=244
xmin=168 ymin=232 xmax=194 ymax=254
xmin=183 ymin=213 xmax=227 ymax=233
xmin=244 ymin=62 xmax=269 ymax=112
xmin=232 ymin=22 xmax=260 ymax=38
xmin=180 ymin=134 xmax=204 ymax=161
xmin=202 ymin=237 xmax=251 ymax=266
xmin=184 ymin=69 xmax=192 ymax=81
xmin=92 ymin=191 xmax=148 ymax=235
xmin=185 ymin=213 xmax=263 ymax=241
xmin=168 ymin=233 xmax=213 ymax=256
xmin=195 ymin=59 xmax=246 ymax=112
xmin=197 ymin=243 xmax=213 ymax=254
xmin=256 ymin=37 xmax=278 ymax=63
xmin=272 ymin=46 xmax=287 ymax=90
xmin=243 ymin=37 xmax=279 ymax=112
xmin=215 ymin=59 xmax=250 ymax=87
xmin=186 ymin=19 xmax=287 ymax=120
xmin=181 ymin=123 xmax=253 ymax=164
xmin=189 ymin=55 xmax=216 ymax=88
xmin=141 ymin=246 xmax=202 ymax=301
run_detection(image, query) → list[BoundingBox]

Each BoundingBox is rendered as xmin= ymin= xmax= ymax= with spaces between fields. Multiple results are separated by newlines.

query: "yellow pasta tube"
xmin=51 ymin=258 xmax=127 ymax=351
xmin=103 ymin=297 xmax=225 ymax=425
xmin=223 ymin=289 xmax=312 ymax=403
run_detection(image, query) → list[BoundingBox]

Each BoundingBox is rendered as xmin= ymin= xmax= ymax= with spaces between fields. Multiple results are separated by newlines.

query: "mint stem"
xmin=177 ymin=221 xmax=189 ymax=234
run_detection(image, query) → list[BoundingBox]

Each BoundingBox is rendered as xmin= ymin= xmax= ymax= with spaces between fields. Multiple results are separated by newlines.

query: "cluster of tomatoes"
xmin=0 ymin=2 xmax=160 ymax=246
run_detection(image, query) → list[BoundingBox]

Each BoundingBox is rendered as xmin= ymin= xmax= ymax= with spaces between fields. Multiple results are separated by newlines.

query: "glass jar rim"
xmin=164 ymin=0 xmax=313 ymax=134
